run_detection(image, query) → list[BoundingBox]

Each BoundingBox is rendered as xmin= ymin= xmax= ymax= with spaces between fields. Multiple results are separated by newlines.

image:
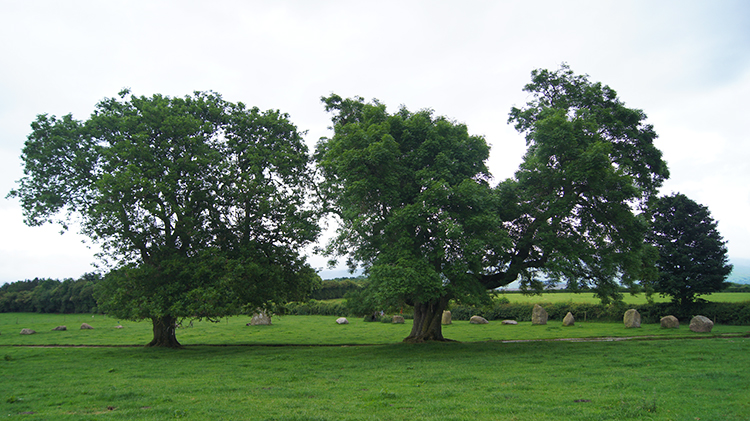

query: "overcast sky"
xmin=1 ymin=0 xmax=749 ymax=284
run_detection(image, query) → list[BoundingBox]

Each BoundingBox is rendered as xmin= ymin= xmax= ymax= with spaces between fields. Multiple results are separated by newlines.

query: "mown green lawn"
xmin=2 ymin=313 xmax=748 ymax=347
xmin=1 ymin=337 xmax=749 ymax=420
xmin=1 ymin=313 xmax=749 ymax=420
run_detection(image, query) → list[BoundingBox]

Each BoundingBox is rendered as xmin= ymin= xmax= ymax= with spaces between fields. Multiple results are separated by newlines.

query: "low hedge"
xmin=284 ymin=299 xmax=750 ymax=325
xmin=285 ymin=300 xmax=348 ymax=317
xmin=449 ymin=301 xmax=750 ymax=325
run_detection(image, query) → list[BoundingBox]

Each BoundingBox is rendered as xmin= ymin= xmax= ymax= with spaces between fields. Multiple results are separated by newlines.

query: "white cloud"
xmin=1 ymin=0 xmax=749 ymax=284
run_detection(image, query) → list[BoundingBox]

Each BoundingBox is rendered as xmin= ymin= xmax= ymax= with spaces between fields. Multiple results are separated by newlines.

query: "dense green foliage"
xmin=8 ymin=90 xmax=321 ymax=347
xmin=726 ymin=282 xmax=750 ymax=292
xmin=316 ymin=94 xmax=501 ymax=341
xmin=498 ymin=64 xmax=668 ymax=302
xmin=309 ymin=277 xmax=364 ymax=300
xmin=0 ymin=274 xmax=100 ymax=313
xmin=646 ymin=193 xmax=732 ymax=306
xmin=315 ymin=65 xmax=670 ymax=342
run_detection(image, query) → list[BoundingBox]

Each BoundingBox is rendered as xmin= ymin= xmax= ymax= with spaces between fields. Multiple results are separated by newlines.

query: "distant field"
xmin=496 ymin=291 xmax=750 ymax=304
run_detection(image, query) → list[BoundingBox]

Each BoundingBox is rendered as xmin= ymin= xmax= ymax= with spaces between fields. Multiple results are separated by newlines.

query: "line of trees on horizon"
xmin=0 ymin=273 xmax=100 ymax=313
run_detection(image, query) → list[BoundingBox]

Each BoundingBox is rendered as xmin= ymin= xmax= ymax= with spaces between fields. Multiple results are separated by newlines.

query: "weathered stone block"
xmin=532 ymin=304 xmax=548 ymax=325
xmin=660 ymin=315 xmax=679 ymax=329
xmin=623 ymin=309 xmax=641 ymax=328
xmin=470 ymin=315 xmax=488 ymax=324
xmin=563 ymin=312 xmax=575 ymax=326
xmin=689 ymin=315 xmax=714 ymax=333
xmin=442 ymin=310 xmax=452 ymax=325
xmin=250 ymin=311 xmax=272 ymax=326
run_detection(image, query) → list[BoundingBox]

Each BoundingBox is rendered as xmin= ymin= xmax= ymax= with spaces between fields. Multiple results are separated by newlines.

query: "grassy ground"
xmin=2 ymin=314 xmax=749 ymax=420
xmin=1 ymin=338 xmax=748 ymax=420
xmin=1 ymin=313 xmax=748 ymax=347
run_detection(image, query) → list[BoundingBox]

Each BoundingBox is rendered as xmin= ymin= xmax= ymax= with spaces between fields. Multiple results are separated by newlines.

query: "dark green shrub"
xmin=285 ymin=300 xmax=348 ymax=317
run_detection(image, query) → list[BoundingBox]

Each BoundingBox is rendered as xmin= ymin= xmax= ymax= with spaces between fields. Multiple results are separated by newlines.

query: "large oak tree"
xmin=317 ymin=65 xmax=670 ymax=342
xmin=316 ymin=95 xmax=505 ymax=342
xmin=483 ymin=64 xmax=670 ymax=303
xmin=8 ymin=90 xmax=320 ymax=347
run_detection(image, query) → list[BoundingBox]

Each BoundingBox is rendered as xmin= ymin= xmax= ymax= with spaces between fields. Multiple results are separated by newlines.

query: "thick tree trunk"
xmin=146 ymin=315 xmax=181 ymax=348
xmin=403 ymin=296 xmax=452 ymax=343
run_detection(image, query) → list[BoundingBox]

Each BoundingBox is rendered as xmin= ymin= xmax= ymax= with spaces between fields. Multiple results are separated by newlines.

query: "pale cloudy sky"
xmin=1 ymin=0 xmax=749 ymax=284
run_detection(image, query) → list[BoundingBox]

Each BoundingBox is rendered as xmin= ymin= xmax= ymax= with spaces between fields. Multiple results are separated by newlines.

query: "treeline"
xmin=725 ymin=282 xmax=750 ymax=292
xmin=0 ymin=273 xmax=101 ymax=313
xmin=0 ymin=273 xmax=364 ymax=314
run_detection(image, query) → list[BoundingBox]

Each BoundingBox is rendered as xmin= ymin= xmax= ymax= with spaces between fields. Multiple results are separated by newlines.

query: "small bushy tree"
xmin=646 ymin=193 xmax=732 ymax=306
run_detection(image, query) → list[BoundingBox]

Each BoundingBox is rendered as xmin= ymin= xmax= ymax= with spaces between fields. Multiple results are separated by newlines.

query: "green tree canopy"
xmin=316 ymin=94 xmax=506 ymax=342
xmin=646 ymin=193 xmax=732 ymax=306
xmin=317 ymin=65 xmax=671 ymax=342
xmin=8 ymin=90 xmax=320 ymax=347
xmin=485 ymin=64 xmax=670 ymax=303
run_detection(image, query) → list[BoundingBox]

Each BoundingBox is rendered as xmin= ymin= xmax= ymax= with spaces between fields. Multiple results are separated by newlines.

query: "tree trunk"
xmin=403 ymin=296 xmax=452 ymax=343
xmin=146 ymin=315 xmax=181 ymax=348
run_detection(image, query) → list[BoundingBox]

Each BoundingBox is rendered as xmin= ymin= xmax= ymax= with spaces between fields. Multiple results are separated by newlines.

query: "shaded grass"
xmin=1 ymin=338 xmax=749 ymax=420
xmin=2 ymin=313 xmax=748 ymax=347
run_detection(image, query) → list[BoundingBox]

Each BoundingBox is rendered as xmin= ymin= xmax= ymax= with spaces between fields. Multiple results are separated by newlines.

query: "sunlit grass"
xmin=1 ymin=313 xmax=748 ymax=348
xmin=1 ymin=338 xmax=749 ymax=420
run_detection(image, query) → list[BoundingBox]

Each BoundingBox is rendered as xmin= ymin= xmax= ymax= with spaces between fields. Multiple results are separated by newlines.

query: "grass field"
xmin=2 ymin=313 xmax=749 ymax=347
xmin=1 ymin=313 xmax=749 ymax=420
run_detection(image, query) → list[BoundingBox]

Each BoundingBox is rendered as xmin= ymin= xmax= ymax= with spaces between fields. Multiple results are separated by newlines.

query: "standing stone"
xmin=689 ymin=315 xmax=714 ymax=333
xmin=336 ymin=317 xmax=349 ymax=325
xmin=623 ymin=309 xmax=641 ymax=328
xmin=502 ymin=320 xmax=518 ymax=325
xmin=660 ymin=315 xmax=680 ymax=329
xmin=442 ymin=310 xmax=452 ymax=325
xmin=80 ymin=323 xmax=94 ymax=330
xmin=470 ymin=315 xmax=488 ymax=324
xmin=392 ymin=315 xmax=405 ymax=324
xmin=532 ymin=304 xmax=548 ymax=325
xmin=250 ymin=311 xmax=272 ymax=326
xmin=562 ymin=312 xmax=575 ymax=326
xmin=52 ymin=325 xmax=67 ymax=331
xmin=20 ymin=328 xmax=36 ymax=335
